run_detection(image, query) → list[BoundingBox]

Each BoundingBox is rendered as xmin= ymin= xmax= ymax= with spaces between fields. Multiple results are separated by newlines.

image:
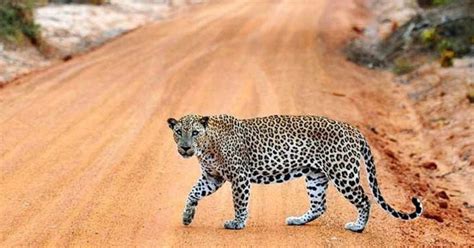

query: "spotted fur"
xmin=167 ymin=114 xmax=423 ymax=232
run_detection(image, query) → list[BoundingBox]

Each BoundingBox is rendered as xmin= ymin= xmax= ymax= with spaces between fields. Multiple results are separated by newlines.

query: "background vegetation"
xmin=346 ymin=0 xmax=473 ymax=73
xmin=0 ymin=0 xmax=40 ymax=45
xmin=0 ymin=0 xmax=109 ymax=47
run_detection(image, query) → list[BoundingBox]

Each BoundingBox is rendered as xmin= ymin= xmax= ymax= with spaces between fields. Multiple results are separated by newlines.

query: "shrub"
xmin=0 ymin=0 xmax=40 ymax=45
xmin=418 ymin=17 xmax=473 ymax=68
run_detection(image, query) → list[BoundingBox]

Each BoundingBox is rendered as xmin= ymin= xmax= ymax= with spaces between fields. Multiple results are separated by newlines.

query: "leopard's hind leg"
xmin=286 ymin=169 xmax=329 ymax=225
xmin=329 ymin=156 xmax=370 ymax=233
xmin=340 ymin=185 xmax=370 ymax=232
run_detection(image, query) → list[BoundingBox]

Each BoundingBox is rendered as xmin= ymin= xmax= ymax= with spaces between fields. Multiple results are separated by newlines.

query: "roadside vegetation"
xmin=0 ymin=0 xmax=109 ymax=46
xmin=346 ymin=0 xmax=473 ymax=73
xmin=0 ymin=0 xmax=40 ymax=45
xmin=0 ymin=0 xmax=188 ymax=84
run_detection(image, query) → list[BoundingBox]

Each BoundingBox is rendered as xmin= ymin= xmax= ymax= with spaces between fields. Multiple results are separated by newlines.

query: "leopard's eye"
xmin=176 ymin=130 xmax=182 ymax=136
xmin=192 ymin=131 xmax=199 ymax=136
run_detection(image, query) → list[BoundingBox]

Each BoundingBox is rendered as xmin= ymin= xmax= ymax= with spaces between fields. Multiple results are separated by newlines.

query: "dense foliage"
xmin=0 ymin=0 xmax=40 ymax=44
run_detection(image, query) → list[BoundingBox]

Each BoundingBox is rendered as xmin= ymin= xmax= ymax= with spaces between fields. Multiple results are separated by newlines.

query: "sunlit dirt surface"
xmin=0 ymin=0 xmax=471 ymax=246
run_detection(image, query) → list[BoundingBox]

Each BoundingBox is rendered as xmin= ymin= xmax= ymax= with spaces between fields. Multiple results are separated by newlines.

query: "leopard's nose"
xmin=180 ymin=146 xmax=191 ymax=152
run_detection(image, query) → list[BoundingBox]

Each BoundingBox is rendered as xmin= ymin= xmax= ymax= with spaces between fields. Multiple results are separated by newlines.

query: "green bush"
xmin=418 ymin=17 xmax=473 ymax=67
xmin=0 ymin=0 xmax=40 ymax=45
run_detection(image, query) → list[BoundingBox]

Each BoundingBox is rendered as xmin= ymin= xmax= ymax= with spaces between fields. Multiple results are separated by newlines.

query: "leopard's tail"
xmin=360 ymin=136 xmax=423 ymax=220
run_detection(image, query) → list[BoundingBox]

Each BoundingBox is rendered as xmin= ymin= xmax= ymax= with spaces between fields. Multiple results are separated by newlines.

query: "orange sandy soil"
xmin=0 ymin=0 xmax=472 ymax=246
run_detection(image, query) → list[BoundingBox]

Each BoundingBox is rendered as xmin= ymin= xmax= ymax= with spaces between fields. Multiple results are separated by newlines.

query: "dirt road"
xmin=0 ymin=0 xmax=471 ymax=246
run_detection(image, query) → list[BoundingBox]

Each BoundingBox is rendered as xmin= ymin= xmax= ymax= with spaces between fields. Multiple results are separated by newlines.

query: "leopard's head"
xmin=167 ymin=115 xmax=209 ymax=158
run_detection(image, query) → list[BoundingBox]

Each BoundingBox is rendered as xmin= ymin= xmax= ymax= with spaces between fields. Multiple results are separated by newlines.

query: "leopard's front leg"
xmin=224 ymin=173 xmax=250 ymax=230
xmin=183 ymin=175 xmax=224 ymax=225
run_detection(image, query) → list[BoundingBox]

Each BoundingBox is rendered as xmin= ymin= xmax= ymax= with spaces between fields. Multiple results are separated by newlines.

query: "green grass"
xmin=0 ymin=0 xmax=40 ymax=45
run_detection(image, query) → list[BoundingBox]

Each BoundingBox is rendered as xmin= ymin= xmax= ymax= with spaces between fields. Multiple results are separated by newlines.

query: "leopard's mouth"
xmin=181 ymin=153 xmax=193 ymax=158
xmin=178 ymin=149 xmax=194 ymax=158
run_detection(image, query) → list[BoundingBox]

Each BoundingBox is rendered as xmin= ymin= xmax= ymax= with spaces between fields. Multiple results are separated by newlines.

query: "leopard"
xmin=166 ymin=114 xmax=423 ymax=232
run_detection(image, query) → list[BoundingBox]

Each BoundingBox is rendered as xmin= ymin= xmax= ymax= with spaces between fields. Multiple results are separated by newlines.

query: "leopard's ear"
xmin=199 ymin=116 xmax=210 ymax=128
xmin=167 ymin=118 xmax=178 ymax=129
